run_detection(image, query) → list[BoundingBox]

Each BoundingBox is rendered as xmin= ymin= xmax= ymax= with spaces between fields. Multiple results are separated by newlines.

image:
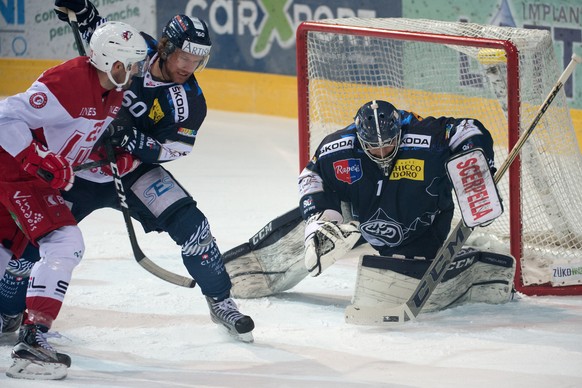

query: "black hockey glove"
xmin=107 ymin=123 xmax=139 ymax=152
xmin=54 ymin=0 xmax=104 ymax=42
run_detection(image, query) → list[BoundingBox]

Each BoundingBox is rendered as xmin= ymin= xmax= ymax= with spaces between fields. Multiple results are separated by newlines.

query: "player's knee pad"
xmin=37 ymin=225 xmax=84 ymax=270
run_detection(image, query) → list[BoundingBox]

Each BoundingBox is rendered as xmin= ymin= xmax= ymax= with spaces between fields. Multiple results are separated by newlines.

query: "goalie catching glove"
xmin=304 ymin=209 xmax=360 ymax=276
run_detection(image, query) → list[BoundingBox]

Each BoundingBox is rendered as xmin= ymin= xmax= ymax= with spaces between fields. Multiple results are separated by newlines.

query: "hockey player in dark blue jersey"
xmin=299 ymin=99 xmax=498 ymax=272
xmin=221 ymin=100 xmax=513 ymax=320
xmin=1 ymin=3 xmax=253 ymax=379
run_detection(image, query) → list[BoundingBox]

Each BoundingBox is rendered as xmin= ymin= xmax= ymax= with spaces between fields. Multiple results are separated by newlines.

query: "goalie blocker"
xmin=446 ymin=148 xmax=503 ymax=228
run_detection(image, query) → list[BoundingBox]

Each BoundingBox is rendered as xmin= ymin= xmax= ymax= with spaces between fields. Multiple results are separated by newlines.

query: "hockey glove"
xmin=89 ymin=145 xmax=141 ymax=176
xmin=54 ymin=0 xmax=104 ymax=42
xmin=304 ymin=210 xmax=360 ymax=277
xmin=107 ymin=123 xmax=139 ymax=152
xmin=17 ymin=141 xmax=74 ymax=191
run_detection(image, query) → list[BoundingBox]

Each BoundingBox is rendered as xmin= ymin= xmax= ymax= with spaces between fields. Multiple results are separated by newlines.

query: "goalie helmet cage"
xmin=296 ymin=18 xmax=582 ymax=296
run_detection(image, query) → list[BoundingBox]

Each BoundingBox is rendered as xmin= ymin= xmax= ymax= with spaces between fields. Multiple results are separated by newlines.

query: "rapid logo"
xmin=333 ymin=159 xmax=362 ymax=184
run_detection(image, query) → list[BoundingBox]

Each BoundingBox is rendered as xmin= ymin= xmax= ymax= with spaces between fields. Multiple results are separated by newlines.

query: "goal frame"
xmin=295 ymin=20 xmax=582 ymax=296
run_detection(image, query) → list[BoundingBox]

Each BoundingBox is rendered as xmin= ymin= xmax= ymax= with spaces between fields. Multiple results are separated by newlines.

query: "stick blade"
xmin=345 ymin=303 xmax=414 ymax=325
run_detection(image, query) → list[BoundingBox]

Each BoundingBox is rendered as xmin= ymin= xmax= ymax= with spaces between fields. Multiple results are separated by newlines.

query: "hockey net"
xmin=296 ymin=18 xmax=582 ymax=296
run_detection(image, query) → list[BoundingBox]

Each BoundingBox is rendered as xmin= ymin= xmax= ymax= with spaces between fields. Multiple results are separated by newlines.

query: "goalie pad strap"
xmin=361 ymin=248 xmax=514 ymax=282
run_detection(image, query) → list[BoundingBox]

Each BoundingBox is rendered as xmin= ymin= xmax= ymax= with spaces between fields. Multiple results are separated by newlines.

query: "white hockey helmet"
xmin=89 ymin=21 xmax=148 ymax=88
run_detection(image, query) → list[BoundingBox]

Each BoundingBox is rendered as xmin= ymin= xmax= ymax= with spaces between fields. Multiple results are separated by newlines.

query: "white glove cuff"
xmin=304 ymin=209 xmax=344 ymax=241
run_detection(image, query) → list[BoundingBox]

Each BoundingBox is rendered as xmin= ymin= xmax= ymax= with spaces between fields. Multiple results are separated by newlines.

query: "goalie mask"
xmin=161 ymin=14 xmax=212 ymax=72
xmin=355 ymin=100 xmax=402 ymax=175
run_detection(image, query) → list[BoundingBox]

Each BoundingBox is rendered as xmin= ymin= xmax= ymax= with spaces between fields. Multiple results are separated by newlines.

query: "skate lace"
xmin=212 ymin=298 xmax=245 ymax=324
xmin=34 ymin=329 xmax=56 ymax=352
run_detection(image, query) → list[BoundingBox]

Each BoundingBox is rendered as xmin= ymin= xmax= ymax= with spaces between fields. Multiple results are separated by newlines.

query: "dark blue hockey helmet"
xmin=161 ymin=14 xmax=212 ymax=71
xmin=354 ymin=100 xmax=402 ymax=173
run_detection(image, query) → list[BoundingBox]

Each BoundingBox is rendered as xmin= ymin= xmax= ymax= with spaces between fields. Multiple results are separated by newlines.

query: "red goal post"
xmin=296 ymin=18 xmax=582 ymax=296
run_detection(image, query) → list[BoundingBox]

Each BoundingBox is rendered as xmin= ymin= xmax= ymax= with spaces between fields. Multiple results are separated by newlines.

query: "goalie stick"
xmin=345 ymin=53 xmax=582 ymax=325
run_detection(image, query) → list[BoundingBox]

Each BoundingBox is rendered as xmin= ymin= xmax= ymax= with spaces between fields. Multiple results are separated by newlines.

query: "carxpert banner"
xmin=1 ymin=0 xmax=581 ymax=105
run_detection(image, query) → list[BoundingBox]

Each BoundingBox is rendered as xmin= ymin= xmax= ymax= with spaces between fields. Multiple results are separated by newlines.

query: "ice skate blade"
xmin=6 ymin=357 xmax=68 ymax=380
xmin=233 ymin=331 xmax=254 ymax=343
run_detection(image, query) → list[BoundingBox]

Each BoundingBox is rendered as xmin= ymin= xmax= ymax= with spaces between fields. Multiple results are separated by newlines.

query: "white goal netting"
xmin=297 ymin=18 xmax=582 ymax=293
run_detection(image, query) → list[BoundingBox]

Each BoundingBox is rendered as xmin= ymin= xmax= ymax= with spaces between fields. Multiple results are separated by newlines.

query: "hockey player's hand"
xmin=107 ymin=123 xmax=139 ymax=152
xmin=89 ymin=146 xmax=141 ymax=176
xmin=304 ymin=210 xmax=360 ymax=277
xmin=55 ymin=0 xmax=91 ymax=14
xmin=18 ymin=141 xmax=74 ymax=191
xmin=54 ymin=0 xmax=103 ymax=41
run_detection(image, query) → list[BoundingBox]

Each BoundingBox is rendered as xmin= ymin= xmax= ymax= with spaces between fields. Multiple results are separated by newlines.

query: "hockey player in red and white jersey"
xmin=0 ymin=0 xmax=255 ymax=366
xmin=0 ymin=21 xmax=146 ymax=379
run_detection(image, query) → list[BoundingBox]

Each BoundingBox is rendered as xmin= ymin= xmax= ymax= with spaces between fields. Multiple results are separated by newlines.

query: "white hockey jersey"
xmin=0 ymin=57 xmax=123 ymax=172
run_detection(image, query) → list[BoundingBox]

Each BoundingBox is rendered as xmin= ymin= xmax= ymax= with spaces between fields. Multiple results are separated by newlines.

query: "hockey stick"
xmin=103 ymin=140 xmax=196 ymax=288
xmin=55 ymin=7 xmax=87 ymax=56
xmin=73 ymin=159 xmax=105 ymax=172
xmin=345 ymin=53 xmax=582 ymax=325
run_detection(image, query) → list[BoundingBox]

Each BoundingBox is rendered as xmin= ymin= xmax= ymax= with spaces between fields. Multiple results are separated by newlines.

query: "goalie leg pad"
xmin=225 ymin=218 xmax=308 ymax=298
xmin=346 ymin=248 xmax=516 ymax=324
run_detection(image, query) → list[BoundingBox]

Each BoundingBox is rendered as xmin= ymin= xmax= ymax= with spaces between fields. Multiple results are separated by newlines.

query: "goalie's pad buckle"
xmin=446 ymin=148 xmax=503 ymax=228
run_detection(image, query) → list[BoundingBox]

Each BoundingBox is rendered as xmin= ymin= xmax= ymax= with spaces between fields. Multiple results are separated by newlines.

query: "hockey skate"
xmin=5 ymin=324 xmax=71 ymax=380
xmin=206 ymin=296 xmax=255 ymax=343
xmin=1 ymin=312 xmax=23 ymax=334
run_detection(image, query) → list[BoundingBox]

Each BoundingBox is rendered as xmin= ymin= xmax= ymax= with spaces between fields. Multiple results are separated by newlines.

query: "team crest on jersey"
xmin=333 ymin=159 xmax=362 ymax=184
xmin=29 ymin=92 xmax=47 ymax=109
xmin=360 ymin=209 xmax=404 ymax=247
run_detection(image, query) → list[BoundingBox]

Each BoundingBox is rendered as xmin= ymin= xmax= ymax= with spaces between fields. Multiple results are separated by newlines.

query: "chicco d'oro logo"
xmin=29 ymin=92 xmax=47 ymax=109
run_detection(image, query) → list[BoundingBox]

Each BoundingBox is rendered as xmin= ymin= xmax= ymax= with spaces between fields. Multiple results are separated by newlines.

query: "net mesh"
xmin=300 ymin=18 xmax=582 ymax=290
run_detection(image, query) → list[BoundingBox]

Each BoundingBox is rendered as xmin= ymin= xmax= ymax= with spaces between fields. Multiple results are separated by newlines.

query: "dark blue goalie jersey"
xmin=113 ymin=32 xmax=207 ymax=164
xmin=298 ymin=110 xmax=495 ymax=260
